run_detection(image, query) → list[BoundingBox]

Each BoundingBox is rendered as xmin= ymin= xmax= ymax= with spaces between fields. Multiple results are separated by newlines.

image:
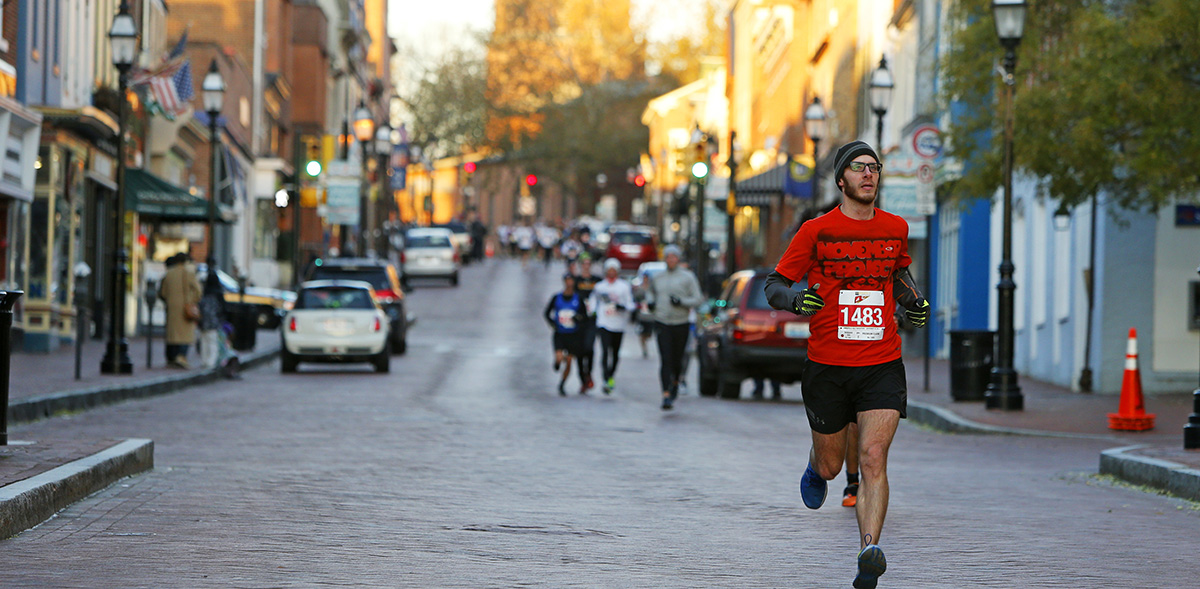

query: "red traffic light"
xmin=464 ymin=162 xmax=477 ymax=173
xmin=634 ymin=174 xmax=646 ymax=187
xmin=525 ymin=174 xmax=538 ymax=186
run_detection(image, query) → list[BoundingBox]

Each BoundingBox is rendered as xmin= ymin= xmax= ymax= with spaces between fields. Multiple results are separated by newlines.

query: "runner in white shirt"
xmin=589 ymin=258 xmax=635 ymax=394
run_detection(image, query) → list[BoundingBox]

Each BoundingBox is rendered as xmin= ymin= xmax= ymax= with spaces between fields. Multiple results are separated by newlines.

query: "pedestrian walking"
xmin=159 ymin=253 xmax=201 ymax=368
xmin=764 ymin=140 xmax=931 ymax=589
xmin=543 ymin=273 xmax=588 ymax=396
xmin=515 ymin=224 xmax=536 ymax=267
xmin=646 ymin=245 xmax=704 ymax=410
xmin=573 ymin=254 xmax=601 ymax=393
xmin=198 ymin=262 xmax=241 ymax=378
xmin=589 ymin=258 xmax=634 ymax=394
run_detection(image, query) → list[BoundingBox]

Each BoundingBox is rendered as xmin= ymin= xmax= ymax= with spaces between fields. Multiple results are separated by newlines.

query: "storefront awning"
xmin=125 ymin=169 xmax=231 ymax=223
xmin=733 ymin=164 xmax=784 ymax=207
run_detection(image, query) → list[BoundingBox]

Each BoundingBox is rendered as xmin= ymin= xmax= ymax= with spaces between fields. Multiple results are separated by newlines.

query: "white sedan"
xmin=402 ymin=227 xmax=460 ymax=286
xmin=280 ymin=280 xmax=391 ymax=373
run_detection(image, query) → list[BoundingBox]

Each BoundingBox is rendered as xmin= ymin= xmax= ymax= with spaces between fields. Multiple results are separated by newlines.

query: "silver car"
xmin=402 ymin=227 xmax=460 ymax=286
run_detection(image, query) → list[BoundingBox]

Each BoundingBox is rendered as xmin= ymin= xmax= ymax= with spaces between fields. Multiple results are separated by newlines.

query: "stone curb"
xmin=908 ymin=400 xmax=1200 ymax=502
xmin=0 ymin=438 xmax=154 ymax=540
xmin=1098 ymin=445 xmax=1200 ymax=503
xmin=6 ymin=345 xmax=279 ymax=425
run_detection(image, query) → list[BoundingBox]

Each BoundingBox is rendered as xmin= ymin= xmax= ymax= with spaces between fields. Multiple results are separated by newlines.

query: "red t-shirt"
xmin=774 ymin=206 xmax=912 ymax=367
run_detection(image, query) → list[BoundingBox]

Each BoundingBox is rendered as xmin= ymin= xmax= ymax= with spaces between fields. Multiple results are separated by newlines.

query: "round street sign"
xmin=917 ymin=163 xmax=935 ymax=184
xmin=912 ymin=126 xmax=942 ymax=159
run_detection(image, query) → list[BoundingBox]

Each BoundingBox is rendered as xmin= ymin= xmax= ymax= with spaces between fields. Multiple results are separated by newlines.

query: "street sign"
xmin=325 ymin=181 xmax=360 ymax=225
xmin=912 ymin=126 xmax=942 ymax=160
xmin=916 ymin=163 xmax=936 ymax=215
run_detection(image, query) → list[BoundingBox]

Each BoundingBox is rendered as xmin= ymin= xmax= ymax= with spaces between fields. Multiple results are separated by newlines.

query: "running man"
xmin=646 ymin=245 xmax=704 ymax=410
xmin=589 ymin=259 xmax=635 ymax=394
xmin=544 ymin=274 xmax=588 ymax=396
xmin=573 ymin=254 xmax=601 ymax=393
xmin=764 ymin=141 xmax=930 ymax=589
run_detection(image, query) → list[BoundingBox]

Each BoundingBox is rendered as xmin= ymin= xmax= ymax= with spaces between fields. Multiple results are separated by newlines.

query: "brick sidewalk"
xmin=7 ymin=332 xmax=275 ymax=402
xmin=905 ymin=355 xmax=1200 ymax=469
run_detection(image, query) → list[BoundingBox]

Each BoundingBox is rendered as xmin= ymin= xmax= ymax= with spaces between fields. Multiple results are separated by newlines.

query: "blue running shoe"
xmin=852 ymin=544 xmax=887 ymax=589
xmin=799 ymin=463 xmax=827 ymax=509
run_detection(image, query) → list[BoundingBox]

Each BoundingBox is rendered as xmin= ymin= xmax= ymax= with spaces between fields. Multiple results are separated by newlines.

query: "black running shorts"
xmin=800 ymin=358 xmax=908 ymax=435
xmin=553 ymin=332 xmax=584 ymax=356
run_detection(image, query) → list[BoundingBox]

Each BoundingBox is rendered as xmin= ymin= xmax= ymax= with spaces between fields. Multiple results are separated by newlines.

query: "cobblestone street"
xmin=2 ymin=259 xmax=1197 ymax=587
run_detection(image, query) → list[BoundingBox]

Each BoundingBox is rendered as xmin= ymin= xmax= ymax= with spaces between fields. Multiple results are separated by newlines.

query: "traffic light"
xmin=634 ymin=174 xmax=646 ymax=187
xmin=303 ymin=135 xmax=323 ymax=178
xmin=464 ymin=161 xmax=477 ymax=174
xmin=525 ymin=173 xmax=538 ymax=186
xmin=691 ymin=161 xmax=709 ymax=179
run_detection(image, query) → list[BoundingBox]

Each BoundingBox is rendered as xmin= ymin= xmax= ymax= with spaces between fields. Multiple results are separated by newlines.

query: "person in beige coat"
xmin=159 ymin=252 xmax=201 ymax=368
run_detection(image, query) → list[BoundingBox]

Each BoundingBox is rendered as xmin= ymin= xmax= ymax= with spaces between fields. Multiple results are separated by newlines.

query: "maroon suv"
xmin=696 ymin=269 xmax=810 ymax=399
xmin=604 ymin=227 xmax=658 ymax=271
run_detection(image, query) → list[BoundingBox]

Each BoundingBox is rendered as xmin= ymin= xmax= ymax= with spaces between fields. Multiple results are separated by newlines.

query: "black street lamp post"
xmin=985 ymin=0 xmax=1027 ymax=411
xmin=804 ymin=97 xmax=827 ymax=217
xmin=725 ymin=131 xmax=738 ymax=276
xmin=101 ymin=1 xmax=137 ymax=375
xmin=869 ymin=56 xmax=894 ymax=208
xmin=374 ymin=124 xmax=391 ymax=255
xmin=202 ymin=59 xmax=225 ymax=268
xmin=353 ymin=103 xmax=375 ymax=257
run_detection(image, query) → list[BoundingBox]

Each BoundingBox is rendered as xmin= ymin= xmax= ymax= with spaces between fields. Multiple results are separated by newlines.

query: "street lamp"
xmin=353 ymin=103 xmax=374 ymax=256
xmin=101 ymin=1 xmax=137 ymax=375
xmin=985 ymin=0 xmax=1027 ymax=411
xmin=374 ymin=124 xmax=391 ymax=254
xmin=869 ymin=56 xmax=894 ymax=208
xmin=202 ymin=59 xmax=225 ymax=269
xmin=804 ymin=97 xmax=827 ymax=215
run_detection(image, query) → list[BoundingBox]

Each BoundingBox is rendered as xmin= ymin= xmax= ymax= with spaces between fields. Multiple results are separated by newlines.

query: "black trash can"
xmin=949 ymin=330 xmax=994 ymax=401
xmin=230 ymin=306 xmax=257 ymax=351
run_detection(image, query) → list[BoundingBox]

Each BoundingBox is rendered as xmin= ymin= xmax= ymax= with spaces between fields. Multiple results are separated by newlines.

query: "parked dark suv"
xmin=695 ymin=269 xmax=810 ymax=398
xmin=306 ymin=257 xmax=409 ymax=354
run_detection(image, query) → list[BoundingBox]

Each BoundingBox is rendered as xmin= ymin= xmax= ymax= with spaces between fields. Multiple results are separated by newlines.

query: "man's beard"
xmin=843 ymin=181 xmax=876 ymax=205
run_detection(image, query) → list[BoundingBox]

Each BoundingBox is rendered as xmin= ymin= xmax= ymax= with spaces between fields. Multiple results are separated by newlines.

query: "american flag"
xmin=142 ymin=32 xmax=193 ymax=117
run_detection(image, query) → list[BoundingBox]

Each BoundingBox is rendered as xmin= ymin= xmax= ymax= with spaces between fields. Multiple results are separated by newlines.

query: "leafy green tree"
xmin=940 ymin=0 xmax=1200 ymax=210
xmin=398 ymin=44 xmax=490 ymax=159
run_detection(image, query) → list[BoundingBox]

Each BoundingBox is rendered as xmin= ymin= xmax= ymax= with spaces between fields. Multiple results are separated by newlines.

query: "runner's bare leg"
xmin=809 ymin=426 xmax=849 ymax=481
xmin=855 ymin=408 xmax=900 ymax=548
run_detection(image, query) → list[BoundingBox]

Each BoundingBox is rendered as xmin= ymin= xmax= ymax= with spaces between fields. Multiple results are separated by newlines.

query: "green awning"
xmin=125 ymin=169 xmax=229 ymax=222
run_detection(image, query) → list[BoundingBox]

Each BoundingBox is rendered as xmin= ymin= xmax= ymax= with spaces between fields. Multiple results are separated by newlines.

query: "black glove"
xmin=669 ymin=295 xmax=682 ymax=307
xmin=791 ymin=283 xmax=824 ymax=316
xmin=906 ymin=298 xmax=931 ymax=328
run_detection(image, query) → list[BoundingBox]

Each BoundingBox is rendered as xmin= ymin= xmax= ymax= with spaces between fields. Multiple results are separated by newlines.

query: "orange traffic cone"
xmin=1108 ymin=328 xmax=1155 ymax=431
xmin=485 ymin=242 xmax=495 ymax=258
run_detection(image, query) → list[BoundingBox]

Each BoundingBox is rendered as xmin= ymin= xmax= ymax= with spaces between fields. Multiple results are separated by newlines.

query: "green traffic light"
xmin=305 ymin=160 xmax=322 ymax=177
xmin=691 ymin=161 xmax=709 ymax=179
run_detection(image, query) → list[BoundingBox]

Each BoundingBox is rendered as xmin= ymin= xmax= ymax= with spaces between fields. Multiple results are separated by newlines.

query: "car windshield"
xmin=309 ymin=267 xmax=389 ymax=290
xmin=297 ymin=287 xmax=375 ymax=310
xmin=406 ymin=234 xmax=452 ymax=248
xmin=611 ymin=232 xmax=652 ymax=245
xmin=435 ymin=222 xmax=467 ymax=234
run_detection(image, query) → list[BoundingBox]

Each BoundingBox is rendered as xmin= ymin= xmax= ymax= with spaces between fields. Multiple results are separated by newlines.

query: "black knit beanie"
xmin=833 ymin=140 xmax=880 ymax=187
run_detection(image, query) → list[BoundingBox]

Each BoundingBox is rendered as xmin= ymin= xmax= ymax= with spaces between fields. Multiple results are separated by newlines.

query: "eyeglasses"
xmin=847 ymin=162 xmax=882 ymax=174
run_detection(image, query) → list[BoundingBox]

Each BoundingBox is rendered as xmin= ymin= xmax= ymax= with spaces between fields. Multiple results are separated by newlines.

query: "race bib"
xmin=837 ymin=290 xmax=885 ymax=341
xmin=557 ymin=308 xmax=576 ymax=329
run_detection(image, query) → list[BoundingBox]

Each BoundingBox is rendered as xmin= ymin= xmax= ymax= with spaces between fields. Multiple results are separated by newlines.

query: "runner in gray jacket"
xmin=646 ymin=245 xmax=704 ymax=410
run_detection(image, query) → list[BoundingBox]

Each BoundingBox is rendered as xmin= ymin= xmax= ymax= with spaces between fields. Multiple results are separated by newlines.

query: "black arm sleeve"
xmin=893 ymin=266 xmax=924 ymax=309
xmin=544 ymin=295 xmax=556 ymax=328
xmin=764 ymin=271 xmax=798 ymax=312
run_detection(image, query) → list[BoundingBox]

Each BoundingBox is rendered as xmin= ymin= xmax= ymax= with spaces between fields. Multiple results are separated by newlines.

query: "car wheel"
xmin=393 ymin=334 xmax=407 ymax=355
xmin=374 ymin=343 xmax=391 ymax=373
xmin=281 ymin=349 xmax=298 ymax=373
xmin=450 ymin=273 xmax=459 ymax=287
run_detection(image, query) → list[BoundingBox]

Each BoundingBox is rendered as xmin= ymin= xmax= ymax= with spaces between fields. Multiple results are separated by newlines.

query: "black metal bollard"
xmin=0 ymin=290 xmax=24 ymax=445
xmin=1185 ymin=389 xmax=1200 ymax=450
xmin=144 ymin=279 xmax=156 ymax=369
